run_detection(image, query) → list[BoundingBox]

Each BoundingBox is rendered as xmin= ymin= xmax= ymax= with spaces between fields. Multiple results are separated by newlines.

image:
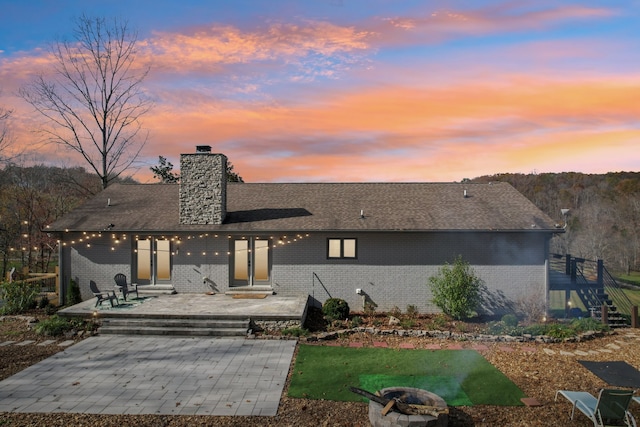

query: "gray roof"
xmin=47 ymin=182 xmax=560 ymax=233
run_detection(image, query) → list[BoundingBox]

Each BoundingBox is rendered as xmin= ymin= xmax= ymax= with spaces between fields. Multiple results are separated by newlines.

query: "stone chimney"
xmin=179 ymin=146 xmax=227 ymax=225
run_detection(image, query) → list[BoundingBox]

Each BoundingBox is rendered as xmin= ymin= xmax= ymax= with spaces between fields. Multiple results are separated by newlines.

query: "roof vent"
xmin=196 ymin=145 xmax=212 ymax=153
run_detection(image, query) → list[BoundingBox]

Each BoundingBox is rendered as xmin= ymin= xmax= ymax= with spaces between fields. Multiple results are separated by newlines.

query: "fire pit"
xmin=366 ymin=387 xmax=448 ymax=427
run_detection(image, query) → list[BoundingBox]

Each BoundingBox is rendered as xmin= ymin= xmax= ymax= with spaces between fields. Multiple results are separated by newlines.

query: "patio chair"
xmin=89 ymin=280 xmax=119 ymax=308
xmin=114 ymin=273 xmax=138 ymax=301
xmin=555 ymin=388 xmax=637 ymax=427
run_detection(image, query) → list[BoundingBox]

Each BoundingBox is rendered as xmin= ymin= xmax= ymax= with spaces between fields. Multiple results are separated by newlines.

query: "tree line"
xmin=0 ymin=165 xmax=104 ymax=277
xmin=471 ymin=172 xmax=640 ymax=274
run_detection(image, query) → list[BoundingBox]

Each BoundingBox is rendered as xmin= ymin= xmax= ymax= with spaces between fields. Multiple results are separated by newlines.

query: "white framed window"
xmin=327 ymin=238 xmax=357 ymax=259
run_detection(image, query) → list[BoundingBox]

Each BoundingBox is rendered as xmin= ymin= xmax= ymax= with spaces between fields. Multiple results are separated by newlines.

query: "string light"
xmin=55 ymin=230 xmax=311 ymax=258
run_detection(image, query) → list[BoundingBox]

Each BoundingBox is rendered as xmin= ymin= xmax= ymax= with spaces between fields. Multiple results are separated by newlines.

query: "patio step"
xmin=98 ymin=318 xmax=250 ymax=337
xmin=136 ymin=284 xmax=177 ymax=296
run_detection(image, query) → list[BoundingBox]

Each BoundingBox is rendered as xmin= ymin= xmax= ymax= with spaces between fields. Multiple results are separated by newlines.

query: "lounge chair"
xmin=555 ymin=388 xmax=637 ymax=427
xmin=114 ymin=273 xmax=138 ymax=301
xmin=89 ymin=280 xmax=119 ymax=308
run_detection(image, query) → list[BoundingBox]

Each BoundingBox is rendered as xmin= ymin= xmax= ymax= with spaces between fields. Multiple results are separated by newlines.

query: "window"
xmin=327 ymin=238 xmax=357 ymax=259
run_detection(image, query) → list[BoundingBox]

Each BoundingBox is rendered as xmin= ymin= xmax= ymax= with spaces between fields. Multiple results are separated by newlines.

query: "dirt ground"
xmin=1 ymin=312 xmax=640 ymax=426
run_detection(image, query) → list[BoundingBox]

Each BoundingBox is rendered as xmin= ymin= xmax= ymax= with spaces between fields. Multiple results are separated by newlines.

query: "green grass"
xmin=288 ymin=345 xmax=525 ymax=406
xmin=617 ymin=271 xmax=640 ymax=286
xmin=622 ymin=287 xmax=640 ymax=308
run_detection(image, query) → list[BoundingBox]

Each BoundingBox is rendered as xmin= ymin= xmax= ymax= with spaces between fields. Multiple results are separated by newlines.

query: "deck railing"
xmin=550 ymin=254 xmax=633 ymax=321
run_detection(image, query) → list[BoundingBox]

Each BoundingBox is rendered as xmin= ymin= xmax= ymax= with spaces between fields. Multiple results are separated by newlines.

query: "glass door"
xmin=231 ymin=238 xmax=270 ymax=286
xmin=135 ymin=238 xmax=171 ymax=284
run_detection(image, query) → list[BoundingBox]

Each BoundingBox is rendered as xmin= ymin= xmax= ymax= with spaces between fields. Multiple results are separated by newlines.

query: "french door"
xmin=135 ymin=238 xmax=171 ymax=285
xmin=231 ymin=237 xmax=271 ymax=287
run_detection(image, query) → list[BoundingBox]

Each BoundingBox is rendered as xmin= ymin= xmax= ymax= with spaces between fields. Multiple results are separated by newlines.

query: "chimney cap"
xmin=196 ymin=145 xmax=212 ymax=153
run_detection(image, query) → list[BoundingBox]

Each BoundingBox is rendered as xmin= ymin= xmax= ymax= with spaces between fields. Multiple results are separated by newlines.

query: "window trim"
xmin=327 ymin=238 xmax=357 ymax=259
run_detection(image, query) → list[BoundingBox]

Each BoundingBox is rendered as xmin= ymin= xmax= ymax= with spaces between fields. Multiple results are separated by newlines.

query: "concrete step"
xmin=98 ymin=317 xmax=250 ymax=337
xmin=98 ymin=326 xmax=249 ymax=336
xmin=137 ymin=284 xmax=177 ymax=296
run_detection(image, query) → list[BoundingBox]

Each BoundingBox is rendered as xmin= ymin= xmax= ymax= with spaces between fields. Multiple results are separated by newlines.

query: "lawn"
xmin=288 ymin=345 xmax=525 ymax=406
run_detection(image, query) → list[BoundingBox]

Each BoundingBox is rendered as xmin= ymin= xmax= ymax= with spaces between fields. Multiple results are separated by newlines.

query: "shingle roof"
xmin=47 ymin=182 xmax=559 ymax=233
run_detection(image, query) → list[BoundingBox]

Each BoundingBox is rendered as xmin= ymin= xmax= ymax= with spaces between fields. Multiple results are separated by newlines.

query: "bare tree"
xmin=0 ymin=93 xmax=13 ymax=161
xmin=20 ymin=15 xmax=151 ymax=189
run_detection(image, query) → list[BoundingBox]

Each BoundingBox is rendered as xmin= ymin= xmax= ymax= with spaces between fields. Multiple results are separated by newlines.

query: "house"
xmin=48 ymin=146 xmax=561 ymax=316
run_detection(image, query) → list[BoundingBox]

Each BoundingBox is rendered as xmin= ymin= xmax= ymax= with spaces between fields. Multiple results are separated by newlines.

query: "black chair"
xmin=89 ymin=280 xmax=119 ymax=307
xmin=114 ymin=273 xmax=138 ymax=301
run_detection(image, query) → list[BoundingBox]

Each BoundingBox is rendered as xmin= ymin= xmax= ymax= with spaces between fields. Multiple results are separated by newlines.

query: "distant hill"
xmin=471 ymin=172 xmax=640 ymax=274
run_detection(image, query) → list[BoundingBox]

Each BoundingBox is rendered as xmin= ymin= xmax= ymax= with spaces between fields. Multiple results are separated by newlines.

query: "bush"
xmin=0 ymin=280 xmax=41 ymax=315
xmin=66 ymin=279 xmax=82 ymax=305
xmin=400 ymin=318 xmax=416 ymax=330
xmin=322 ymin=298 xmax=350 ymax=322
xmin=389 ymin=306 xmax=402 ymax=318
xmin=428 ymin=256 xmax=485 ymax=320
xmin=350 ymin=315 xmax=363 ymax=328
xmin=281 ymin=327 xmax=309 ymax=337
xmin=34 ymin=315 xmax=74 ymax=336
xmin=570 ymin=317 xmax=609 ymax=333
xmin=405 ymin=305 xmax=419 ymax=319
xmin=501 ymin=314 xmax=519 ymax=327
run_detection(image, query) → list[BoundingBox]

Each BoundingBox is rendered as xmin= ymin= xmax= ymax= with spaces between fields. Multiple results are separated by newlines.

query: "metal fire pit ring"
xmin=368 ymin=387 xmax=448 ymax=427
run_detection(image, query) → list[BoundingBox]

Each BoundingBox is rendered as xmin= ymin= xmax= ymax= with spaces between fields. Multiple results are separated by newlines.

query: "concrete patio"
xmin=0 ymin=336 xmax=297 ymax=416
xmin=58 ymin=293 xmax=309 ymax=321
xmin=57 ymin=293 xmax=310 ymax=337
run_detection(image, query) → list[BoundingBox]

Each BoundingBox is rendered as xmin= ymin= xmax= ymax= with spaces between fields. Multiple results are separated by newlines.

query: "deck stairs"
xmin=549 ymin=254 xmax=630 ymax=327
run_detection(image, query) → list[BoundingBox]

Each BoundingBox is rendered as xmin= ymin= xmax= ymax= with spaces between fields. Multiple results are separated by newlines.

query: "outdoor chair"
xmin=114 ymin=273 xmax=138 ymax=301
xmin=89 ymin=280 xmax=119 ymax=308
xmin=555 ymin=388 xmax=637 ymax=427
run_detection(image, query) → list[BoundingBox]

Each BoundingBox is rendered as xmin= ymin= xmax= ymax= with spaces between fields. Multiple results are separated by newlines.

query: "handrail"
xmin=312 ymin=272 xmax=332 ymax=302
xmin=602 ymin=266 xmax=633 ymax=318
xmin=551 ymin=253 xmax=633 ymax=320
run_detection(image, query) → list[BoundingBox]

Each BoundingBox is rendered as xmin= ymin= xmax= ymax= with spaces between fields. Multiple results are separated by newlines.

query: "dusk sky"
xmin=1 ymin=0 xmax=639 ymax=183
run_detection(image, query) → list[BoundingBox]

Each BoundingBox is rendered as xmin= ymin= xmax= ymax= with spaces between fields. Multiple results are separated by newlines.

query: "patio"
xmin=57 ymin=293 xmax=309 ymax=328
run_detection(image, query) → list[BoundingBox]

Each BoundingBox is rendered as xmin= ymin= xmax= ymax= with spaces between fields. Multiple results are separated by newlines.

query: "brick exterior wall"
xmin=63 ymin=235 xmax=132 ymax=301
xmin=62 ymin=230 xmax=549 ymax=316
xmin=179 ymin=152 xmax=227 ymax=225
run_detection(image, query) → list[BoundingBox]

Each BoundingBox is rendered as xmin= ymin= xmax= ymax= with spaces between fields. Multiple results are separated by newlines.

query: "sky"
xmin=1 ymin=0 xmax=639 ymax=183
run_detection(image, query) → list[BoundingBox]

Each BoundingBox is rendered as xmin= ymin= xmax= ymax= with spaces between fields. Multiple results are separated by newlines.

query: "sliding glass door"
xmin=135 ymin=238 xmax=171 ymax=285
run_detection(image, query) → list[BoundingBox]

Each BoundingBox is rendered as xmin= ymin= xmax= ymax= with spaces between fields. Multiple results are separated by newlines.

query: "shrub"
xmin=389 ymin=306 xmax=402 ymax=318
xmin=322 ymin=298 xmax=350 ymax=322
xmin=281 ymin=327 xmax=309 ymax=337
xmin=38 ymin=295 xmax=51 ymax=309
xmin=350 ymin=315 xmax=363 ymax=328
xmin=66 ymin=279 xmax=82 ymax=306
xmin=400 ymin=318 xmax=416 ymax=330
xmin=570 ymin=317 xmax=609 ymax=333
xmin=405 ymin=305 xmax=419 ymax=319
xmin=515 ymin=289 xmax=546 ymax=325
xmin=34 ymin=315 xmax=74 ymax=336
xmin=501 ymin=314 xmax=519 ymax=327
xmin=427 ymin=314 xmax=449 ymax=330
xmin=485 ymin=320 xmax=524 ymax=336
xmin=428 ymin=256 xmax=485 ymax=320
xmin=0 ymin=280 xmax=41 ymax=315
xmin=364 ymin=300 xmax=377 ymax=317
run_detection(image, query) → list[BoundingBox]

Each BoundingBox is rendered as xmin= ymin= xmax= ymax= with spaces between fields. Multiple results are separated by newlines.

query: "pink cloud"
xmin=377 ymin=4 xmax=615 ymax=44
xmin=140 ymin=20 xmax=373 ymax=78
xmin=1 ymin=4 xmax=635 ymax=185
